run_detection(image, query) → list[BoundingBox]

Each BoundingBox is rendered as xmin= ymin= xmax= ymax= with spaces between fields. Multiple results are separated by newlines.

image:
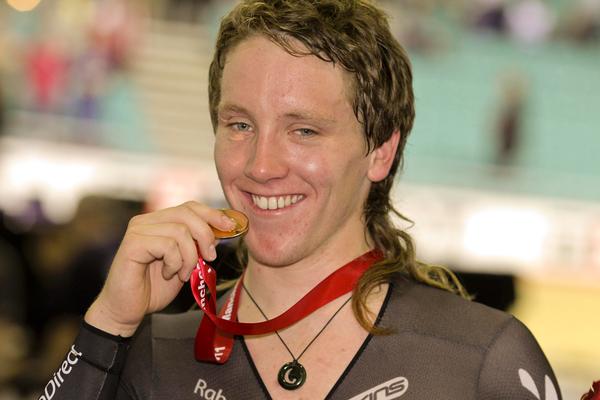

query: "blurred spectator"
xmin=493 ymin=70 xmax=529 ymax=166
xmin=25 ymin=39 xmax=68 ymax=112
xmin=69 ymin=47 xmax=108 ymax=120
xmin=89 ymin=0 xmax=142 ymax=71
xmin=381 ymin=1 xmax=447 ymax=55
xmin=467 ymin=0 xmax=557 ymax=45
xmin=558 ymin=0 xmax=600 ymax=44
xmin=505 ymin=0 xmax=555 ymax=45
xmin=165 ymin=0 xmax=213 ymax=23
xmin=469 ymin=0 xmax=509 ymax=34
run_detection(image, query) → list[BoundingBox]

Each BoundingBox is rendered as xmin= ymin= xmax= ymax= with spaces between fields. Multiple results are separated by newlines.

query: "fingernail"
xmin=207 ymin=244 xmax=217 ymax=261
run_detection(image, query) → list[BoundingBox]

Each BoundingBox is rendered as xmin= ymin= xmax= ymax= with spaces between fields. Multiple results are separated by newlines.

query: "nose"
xmin=244 ymin=132 xmax=289 ymax=183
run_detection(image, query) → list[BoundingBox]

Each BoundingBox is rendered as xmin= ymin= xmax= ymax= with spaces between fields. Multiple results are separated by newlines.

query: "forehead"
xmin=219 ymin=35 xmax=355 ymax=115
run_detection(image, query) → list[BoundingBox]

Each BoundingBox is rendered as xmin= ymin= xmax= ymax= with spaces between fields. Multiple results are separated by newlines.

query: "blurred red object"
xmin=582 ymin=381 xmax=600 ymax=400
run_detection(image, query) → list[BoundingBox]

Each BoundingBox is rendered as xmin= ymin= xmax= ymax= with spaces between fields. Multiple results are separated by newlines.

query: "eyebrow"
xmin=283 ymin=111 xmax=336 ymax=125
xmin=218 ymin=103 xmax=251 ymax=116
xmin=218 ymin=103 xmax=336 ymax=124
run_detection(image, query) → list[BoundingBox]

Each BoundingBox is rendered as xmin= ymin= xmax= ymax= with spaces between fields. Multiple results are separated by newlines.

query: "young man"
xmin=42 ymin=1 xmax=561 ymax=399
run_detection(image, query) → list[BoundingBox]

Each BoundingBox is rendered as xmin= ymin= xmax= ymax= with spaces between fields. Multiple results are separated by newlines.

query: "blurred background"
xmin=0 ymin=0 xmax=598 ymax=398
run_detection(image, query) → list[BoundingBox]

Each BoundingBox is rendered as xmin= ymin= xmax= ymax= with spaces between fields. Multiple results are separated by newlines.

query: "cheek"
xmin=329 ymin=154 xmax=371 ymax=199
xmin=214 ymin=138 xmax=243 ymax=182
xmin=302 ymin=156 xmax=325 ymax=175
xmin=214 ymin=152 xmax=228 ymax=184
xmin=294 ymin=149 xmax=367 ymax=199
xmin=290 ymin=147 xmax=332 ymax=187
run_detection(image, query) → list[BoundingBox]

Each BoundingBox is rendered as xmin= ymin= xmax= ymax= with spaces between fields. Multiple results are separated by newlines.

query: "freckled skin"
xmin=214 ymin=35 xmax=376 ymax=270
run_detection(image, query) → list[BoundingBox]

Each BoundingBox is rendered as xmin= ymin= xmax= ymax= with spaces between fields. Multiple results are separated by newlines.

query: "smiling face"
xmin=214 ymin=35 xmax=382 ymax=268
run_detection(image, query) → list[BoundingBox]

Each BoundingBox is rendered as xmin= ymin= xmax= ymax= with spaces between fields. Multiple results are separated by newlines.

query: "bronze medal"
xmin=211 ymin=209 xmax=249 ymax=239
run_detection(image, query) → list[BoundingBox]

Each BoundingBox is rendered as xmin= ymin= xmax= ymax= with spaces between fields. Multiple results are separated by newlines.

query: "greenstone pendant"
xmin=277 ymin=360 xmax=306 ymax=390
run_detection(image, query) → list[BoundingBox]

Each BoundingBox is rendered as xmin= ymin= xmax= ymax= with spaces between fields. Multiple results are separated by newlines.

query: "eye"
xmin=231 ymin=122 xmax=252 ymax=131
xmin=295 ymin=128 xmax=317 ymax=137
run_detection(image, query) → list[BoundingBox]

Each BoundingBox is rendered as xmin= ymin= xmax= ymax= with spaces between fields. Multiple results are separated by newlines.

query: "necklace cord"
xmin=241 ymin=282 xmax=351 ymax=362
xmin=191 ymin=249 xmax=383 ymax=364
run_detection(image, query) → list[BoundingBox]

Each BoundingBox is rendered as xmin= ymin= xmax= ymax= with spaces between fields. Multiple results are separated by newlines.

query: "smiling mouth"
xmin=251 ymin=194 xmax=305 ymax=210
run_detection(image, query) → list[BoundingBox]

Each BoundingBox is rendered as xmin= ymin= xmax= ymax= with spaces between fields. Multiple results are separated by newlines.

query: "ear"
xmin=367 ymin=130 xmax=401 ymax=183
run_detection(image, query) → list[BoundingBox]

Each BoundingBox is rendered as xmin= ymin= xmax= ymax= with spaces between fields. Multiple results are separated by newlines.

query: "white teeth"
xmin=254 ymin=195 xmax=267 ymax=210
xmin=268 ymin=197 xmax=277 ymax=210
xmin=252 ymin=194 xmax=304 ymax=210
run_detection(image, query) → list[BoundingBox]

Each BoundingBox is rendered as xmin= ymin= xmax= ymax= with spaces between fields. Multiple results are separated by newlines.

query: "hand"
xmin=84 ymin=202 xmax=237 ymax=337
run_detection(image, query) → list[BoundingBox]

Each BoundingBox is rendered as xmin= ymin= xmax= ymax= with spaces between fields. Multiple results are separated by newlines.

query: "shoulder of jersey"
xmin=388 ymin=277 xmax=514 ymax=350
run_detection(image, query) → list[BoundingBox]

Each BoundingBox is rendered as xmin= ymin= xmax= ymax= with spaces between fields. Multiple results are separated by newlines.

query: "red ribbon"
xmin=190 ymin=249 xmax=383 ymax=364
xmin=582 ymin=381 xmax=600 ymax=400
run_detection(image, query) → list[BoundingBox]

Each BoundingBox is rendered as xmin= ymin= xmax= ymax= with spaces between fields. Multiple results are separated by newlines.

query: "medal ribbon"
xmin=190 ymin=249 xmax=383 ymax=364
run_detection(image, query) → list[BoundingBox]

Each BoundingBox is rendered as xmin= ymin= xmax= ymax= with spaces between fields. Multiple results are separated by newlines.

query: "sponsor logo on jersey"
xmin=194 ymin=378 xmax=227 ymax=400
xmin=347 ymin=376 xmax=409 ymax=400
xmin=38 ymin=345 xmax=82 ymax=400
xmin=518 ymin=368 xmax=559 ymax=400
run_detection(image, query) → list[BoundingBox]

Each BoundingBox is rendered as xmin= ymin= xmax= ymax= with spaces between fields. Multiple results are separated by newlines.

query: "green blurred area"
xmin=405 ymin=31 xmax=600 ymax=202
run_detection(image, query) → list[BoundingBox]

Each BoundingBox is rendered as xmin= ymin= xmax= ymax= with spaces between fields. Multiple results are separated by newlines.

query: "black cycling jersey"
xmin=39 ymin=276 xmax=561 ymax=400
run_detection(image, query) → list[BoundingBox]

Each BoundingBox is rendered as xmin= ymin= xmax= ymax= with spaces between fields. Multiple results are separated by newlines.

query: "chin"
xmin=245 ymin=235 xmax=305 ymax=268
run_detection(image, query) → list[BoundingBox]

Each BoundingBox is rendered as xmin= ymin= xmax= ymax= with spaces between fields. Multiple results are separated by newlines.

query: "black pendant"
xmin=277 ymin=360 xmax=306 ymax=390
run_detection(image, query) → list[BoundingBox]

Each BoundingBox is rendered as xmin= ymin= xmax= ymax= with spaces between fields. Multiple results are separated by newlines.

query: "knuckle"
xmin=182 ymin=200 xmax=199 ymax=210
xmin=117 ymin=233 xmax=136 ymax=253
xmin=166 ymin=237 xmax=179 ymax=252
xmin=174 ymin=223 xmax=190 ymax=238
xmin=196 ymin=224 xmax=214 ymax=243
xmin=179 ymin=204 xmax=199 ymax=222
xmin=127 ymin=214 xmax=145 ymax=227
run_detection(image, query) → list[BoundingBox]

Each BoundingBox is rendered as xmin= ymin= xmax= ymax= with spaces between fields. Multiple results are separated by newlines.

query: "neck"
xmin=242 ymin=240 xmax=373 ymax=317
